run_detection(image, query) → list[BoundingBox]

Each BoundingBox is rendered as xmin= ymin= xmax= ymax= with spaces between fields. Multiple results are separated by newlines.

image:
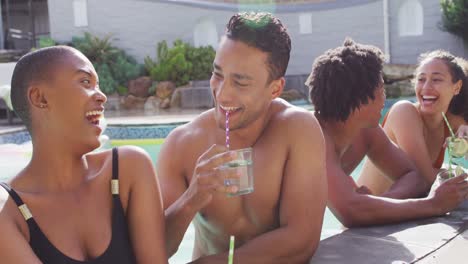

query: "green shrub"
xmin=94 ymin=63 xmax=118 ymax=95
xmin=116 ymin=85 xmax=128 ymax=96
xmin=440 ymin=0 xmax=468 ymax=46
xmin=30 ymin=36 xmax=56 ymax=51
xmin=72 ymin=33 xmax=143 ymax=95
xmin=186 ymin=45 xmax=215 ymax=81
xmin=145 ymin=40 xmax=191 ymax=86
xmin=148 ymin=82 xmax=158 ymax=95
xmin=112 ymin=53 xmax=143 ymax=87
xmin=38 ymin=37 xmax=56 ymax=48
xmin=145 ymin=40 xmax=215 ymax=86
xmin=72 ymin=33 xmax=119 ymax=64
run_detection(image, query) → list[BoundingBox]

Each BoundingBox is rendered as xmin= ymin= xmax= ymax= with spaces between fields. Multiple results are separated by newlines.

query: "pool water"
xmin=112 ymin=138 xmax=164 ymax=164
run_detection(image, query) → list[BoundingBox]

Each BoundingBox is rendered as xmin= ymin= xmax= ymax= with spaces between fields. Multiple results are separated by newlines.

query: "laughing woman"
xmin=0 ymin=46 xmax=168 ymax=264
xmin=358 ymin=50 xmax=468 ymax=195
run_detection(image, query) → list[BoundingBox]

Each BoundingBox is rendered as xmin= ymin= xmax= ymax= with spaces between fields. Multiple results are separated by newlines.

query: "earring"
xmin=39 ymin=103 xmax=47 ymax=108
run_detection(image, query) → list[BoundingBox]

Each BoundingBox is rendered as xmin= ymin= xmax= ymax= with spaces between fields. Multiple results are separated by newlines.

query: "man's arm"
xmin=0 ymin=191 xmax=43 ymax=263
xmin=118 ymin=146 xmax=168 ymax=264
xmin=157 ymin=127 xmax=194 ymax=257
xmin=362 ymin=126 xmax=428 ymax=199
xmin=327 ymin=139 xmax=468 ymax=227
xmin=192 ymin=111 xmax=327 ymax=264
xmin=158 ymin=126 xmax=238 ymax=257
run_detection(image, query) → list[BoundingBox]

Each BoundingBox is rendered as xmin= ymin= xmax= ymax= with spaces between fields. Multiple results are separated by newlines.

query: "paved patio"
xmin=310 ymin=201 xmax=468 ymax=263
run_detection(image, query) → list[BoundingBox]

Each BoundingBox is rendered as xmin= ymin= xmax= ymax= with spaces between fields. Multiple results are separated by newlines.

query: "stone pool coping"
xmin=310 ymin=200 xmax=468 ymax=263
xmin=0 ymin=126 xmax=24 ymax=135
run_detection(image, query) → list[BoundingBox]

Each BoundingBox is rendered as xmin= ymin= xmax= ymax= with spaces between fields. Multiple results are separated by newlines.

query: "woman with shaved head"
xmin=0 ymin=46 xmax=167 ymax=264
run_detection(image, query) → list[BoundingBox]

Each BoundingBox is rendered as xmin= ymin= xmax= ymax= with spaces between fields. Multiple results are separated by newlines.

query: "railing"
xmin=6 ymin=28 xmax=50 ymax=50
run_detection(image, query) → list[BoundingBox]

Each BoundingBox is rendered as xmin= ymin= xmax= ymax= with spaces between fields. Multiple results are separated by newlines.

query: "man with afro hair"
xmin=307 ymin=39 xmax=468 ymax=227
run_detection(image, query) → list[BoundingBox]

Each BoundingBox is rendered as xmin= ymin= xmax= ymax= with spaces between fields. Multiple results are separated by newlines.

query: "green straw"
xmin=228 ymin=235 xmax=235 ymax=264
xmin=441 ymin=112 xmax=456 ymax=177
xmin=441 ymin=112 xmax=456 ymax=138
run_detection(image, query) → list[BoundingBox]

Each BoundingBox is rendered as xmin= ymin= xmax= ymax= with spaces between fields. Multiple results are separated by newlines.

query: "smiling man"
xmin=158 ymin=12 xmax=327 ymax=263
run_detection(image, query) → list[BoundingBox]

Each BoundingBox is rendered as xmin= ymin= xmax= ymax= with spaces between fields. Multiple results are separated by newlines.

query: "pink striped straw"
xmin=225 ymin=111 xmax=230 ymax=149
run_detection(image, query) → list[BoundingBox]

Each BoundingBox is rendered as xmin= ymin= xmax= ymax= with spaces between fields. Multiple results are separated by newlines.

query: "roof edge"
xmin=137 ymin=0 xmax=381 ymax=13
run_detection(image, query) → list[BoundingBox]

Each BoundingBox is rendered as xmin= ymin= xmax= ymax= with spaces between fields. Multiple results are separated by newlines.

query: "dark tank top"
xmin=0 ymin=148 xmax=136 ymax=263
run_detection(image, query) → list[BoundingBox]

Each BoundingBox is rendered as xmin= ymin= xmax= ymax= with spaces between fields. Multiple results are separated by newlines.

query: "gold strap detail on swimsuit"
xmin=18 ymin=204 xmax=32 ymax=221
xmin=111 ymin=179 xmax=119 ymax=195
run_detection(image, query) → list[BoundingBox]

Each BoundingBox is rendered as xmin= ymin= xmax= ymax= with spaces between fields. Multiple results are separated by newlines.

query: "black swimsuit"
xmin=0 ymin=148 xmax=136 ymax=263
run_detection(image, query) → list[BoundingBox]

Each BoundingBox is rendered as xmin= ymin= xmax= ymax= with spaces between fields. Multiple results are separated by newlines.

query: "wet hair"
xmin=11 ymin=46 xmax=77 ymax=132
xmin=225 ymin=12 xmax=291 ymax=82
xmin=416 ymin=50 xmax=468 ymax=122
xmin=307 ymin=38 xmax=385 ymax=122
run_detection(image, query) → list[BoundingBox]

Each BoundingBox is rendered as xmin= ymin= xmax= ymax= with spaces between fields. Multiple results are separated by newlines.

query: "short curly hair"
xmin=226 ymin=12 xmax=291 ymax=82
xmin=307 ymin=39 xmax=385 ymax=122
xmin=416 ymin=50 xmax=468 ymax=122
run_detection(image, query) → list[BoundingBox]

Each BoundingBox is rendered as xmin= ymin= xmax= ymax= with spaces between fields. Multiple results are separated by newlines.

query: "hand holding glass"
xmin=218 ymin=148 xmax=254 ymax=197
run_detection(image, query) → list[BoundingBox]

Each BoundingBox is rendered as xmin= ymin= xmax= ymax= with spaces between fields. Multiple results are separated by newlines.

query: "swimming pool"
xmin=0 ymin=98 xmax=417 ymax=263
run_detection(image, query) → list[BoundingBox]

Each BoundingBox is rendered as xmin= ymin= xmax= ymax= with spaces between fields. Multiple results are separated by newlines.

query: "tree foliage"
xmin=440 ymin=0 xmax=468 ymax=45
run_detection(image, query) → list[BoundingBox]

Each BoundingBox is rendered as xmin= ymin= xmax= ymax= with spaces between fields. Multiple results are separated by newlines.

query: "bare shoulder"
xmin=382 ymin=100 xmax=422 ymax=137
xmin=114 ymin=145 xmax=154 ymax=178
xmin=0 ymin=184 xmax=42 ymax=262
xmin=116 ymin=145 xmax=152 ymax=164
xmin=0 ymin=186 xmax=9 ymax=220
xmin=0 ymin=186 xmax=19 ymax=233
xmin=270 ymin=99 xmax=321 ymax=133
xmin=0 ymin=188 xmax=15 ymax=246
xmin=163 ymin=109 xmax=214 ymax=150
xmin=88 ymin=146 xmax=154 ymax=184
xmin=360 ymin=101 xmax=422 ymax=149
xmin=387 ymin=100 xmax=420 ymax=122
xmin=87 ymin=147 xmax=151 ymax=168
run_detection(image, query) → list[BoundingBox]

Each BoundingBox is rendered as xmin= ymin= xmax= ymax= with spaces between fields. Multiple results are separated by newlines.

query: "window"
xmin=398 ymin=0 xmax=423 ymax=36
xmin=73 ymin=0 xmax=88 ymax=27
xmin=299 ymin=13 xmax=312 ymax=34
xmin=193 ymin=17 xmax=218 ymax=48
